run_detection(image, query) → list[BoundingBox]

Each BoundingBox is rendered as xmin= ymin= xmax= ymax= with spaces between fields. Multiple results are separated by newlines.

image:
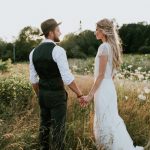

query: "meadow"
xmin=0 ymin=54 xmax=150 ymax=150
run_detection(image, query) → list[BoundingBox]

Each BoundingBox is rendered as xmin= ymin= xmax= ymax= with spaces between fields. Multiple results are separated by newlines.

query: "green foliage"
xmin=1 ymin=22 xmax=150 ymax=62
xmin=1 ymin=43 xmax=14 ymax=61
xmin=60 ymin=33 xmax=84 ymax=58
xmin=0 ymin=57 xmax=149 ymax=149
xmin=77 ymin=30 xmax=100 ymax=56
xmin=0 ymin=59 xmax=12 ymax=73
xmin=138 ymin=46 xmax=150 ymax=54
xmin=119 ymin=22 xmax=150 ymax=54
xmin=60 ymin=30 xmax=100 ymax=58
xmin=0 ymin=26 xmax=42 ymax=62
xmin=0 ymin=76 xmax=33 ymax=118
xmin=69 ymin=45 xmax=87 ymax=59
xmin=15 ymin=26 xmax=42 ymax=61
xmin=0 ymin=39 xmax=7 ymax=59
xmin=68 ymin=54 xmax=150 ymax=81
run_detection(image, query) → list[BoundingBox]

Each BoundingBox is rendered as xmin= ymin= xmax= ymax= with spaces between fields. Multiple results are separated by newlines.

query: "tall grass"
xmin=0 ymin=54 xmax=150 ymax=149
xmin=0 ymin=75 xmax=149 ymax=149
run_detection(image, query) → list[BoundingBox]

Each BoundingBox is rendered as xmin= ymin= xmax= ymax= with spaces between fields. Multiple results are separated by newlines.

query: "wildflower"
xmin=72 ymin=65 xmax=78 ymax=70
xmin=0 ymin=119 xmax=4 ymax=126
xmin=125 ymin=96 xmax=128 ymax=100
xmin=137 ymin=74 xmax=144 ymax=80
xmin=138 ymin=94 xmax=146 ymax=101
xmin=128 ymin=65 xmax=132 ymax=68
xmin=137 ymin=67 xmax=142 ymax=71
xmin=116 ymin=73 xmax=124 ymax=79
xmin=144 ymin=87 xmax=150 ymax=94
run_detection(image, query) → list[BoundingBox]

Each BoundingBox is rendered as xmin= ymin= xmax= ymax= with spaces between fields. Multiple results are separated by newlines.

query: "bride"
xmin=82 ymin=18 xmax=147 ymax=150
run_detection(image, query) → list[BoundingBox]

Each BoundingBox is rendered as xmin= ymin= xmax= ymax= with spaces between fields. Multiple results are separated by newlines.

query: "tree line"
xmin=0 ymin=22 xmax=150 ymax=62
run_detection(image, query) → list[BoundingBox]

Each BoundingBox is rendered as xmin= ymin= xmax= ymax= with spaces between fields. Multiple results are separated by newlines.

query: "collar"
xmin=41 ymin=38 xmax=56 ymax=44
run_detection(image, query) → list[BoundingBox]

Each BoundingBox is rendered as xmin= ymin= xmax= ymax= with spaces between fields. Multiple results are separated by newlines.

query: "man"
xmin=29 ymin=18 xmax=85 ymax=150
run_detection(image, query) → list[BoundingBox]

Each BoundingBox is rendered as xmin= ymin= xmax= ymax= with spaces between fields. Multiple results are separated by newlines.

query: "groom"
xmin=29 ymin=18 xmax=86 ymax=150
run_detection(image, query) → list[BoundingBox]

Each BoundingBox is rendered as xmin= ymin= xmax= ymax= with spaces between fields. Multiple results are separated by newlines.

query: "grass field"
xmin=0 ymin=54 xmax=150 ymax=149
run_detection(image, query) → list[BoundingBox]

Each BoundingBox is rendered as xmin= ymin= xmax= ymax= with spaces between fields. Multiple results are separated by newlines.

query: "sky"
xmin=0 ymin=0 xmax=150 ymax=42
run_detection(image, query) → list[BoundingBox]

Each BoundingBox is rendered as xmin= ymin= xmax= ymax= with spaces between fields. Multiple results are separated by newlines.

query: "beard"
xmin=53 ymin=35 xmax=60 ymax=42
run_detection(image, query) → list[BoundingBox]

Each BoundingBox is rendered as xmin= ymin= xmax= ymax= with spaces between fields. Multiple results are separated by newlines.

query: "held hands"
xmin=78 ymin=96 xmax=88 ymax=107
xmin=78 ymin=94 xmax=93 ymax=108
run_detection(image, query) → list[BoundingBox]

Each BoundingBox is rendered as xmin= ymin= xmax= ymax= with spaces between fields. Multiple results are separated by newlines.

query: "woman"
xmin=84 ymin=18 xmax=145 ymax=150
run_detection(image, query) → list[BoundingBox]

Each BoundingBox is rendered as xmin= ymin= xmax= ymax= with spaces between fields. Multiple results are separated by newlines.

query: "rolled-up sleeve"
xmin=29 ymin=50 xmax=39 ymax=84
xmin=52 ymin=46 xmax=75 ymax=85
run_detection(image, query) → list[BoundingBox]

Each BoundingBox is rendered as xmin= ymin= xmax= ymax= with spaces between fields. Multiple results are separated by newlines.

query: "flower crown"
xmin=97 ymin=24 xmax=113 ymax=30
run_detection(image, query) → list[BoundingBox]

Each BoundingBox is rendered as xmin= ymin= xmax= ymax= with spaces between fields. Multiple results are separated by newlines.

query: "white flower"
xmin=128 ymin=65 xmax=132 ymax=68
xmin=125 ymin=96 xmax=128 ymax=100
xmin=138 ymin=94 xmax=146 ymax=101
xmin=143 ymin=80 xmax=148 ymax=84
xmin=137 ymin=74 xmax=144 ymax=80
xmin=137 ymin=67 xmax=142 ymax=70
xmin=116 ymin=73 xmax=124 ymax=79
xmin=31 ymin=134 xmax=36 ymax=139
xmin=145 ymin=77 xmax=149 ymax=80
xmin=144 ymin=87 xmax=150 ymax=94
xmin=129 ymin=77 xmax=133 ymax=80
xmin=0 ymin=119 xmax=4 ymax=126
xmin=142 ymin=72 xmax=146 ymax=74
xmin=72 ymin=65 xmax=77 ymax=70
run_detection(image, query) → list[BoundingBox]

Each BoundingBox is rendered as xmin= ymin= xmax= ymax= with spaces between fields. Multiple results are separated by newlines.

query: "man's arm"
xmin=68 ymin=80 xmax=83 ymax=98
xmin=52 ymin=46 xmax=83 ymax=98
xmin=29 ymin=50 xmax=39 ymax=96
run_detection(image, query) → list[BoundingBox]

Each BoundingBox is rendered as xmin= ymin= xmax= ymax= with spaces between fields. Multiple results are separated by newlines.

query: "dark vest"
xmin=32 ymin=42 xmax=65 ymax=91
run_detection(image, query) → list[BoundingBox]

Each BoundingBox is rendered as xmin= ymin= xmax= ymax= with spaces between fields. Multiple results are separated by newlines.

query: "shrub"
xmin=138 ymin=46 xmax=150 ymax=54
xmin=0 ymin=76 xmax=33 ymax=117
xmin=67 ymin=46 xmax=87 ymax=59
xmin=0 ymin=59 xmax=12 ymax=73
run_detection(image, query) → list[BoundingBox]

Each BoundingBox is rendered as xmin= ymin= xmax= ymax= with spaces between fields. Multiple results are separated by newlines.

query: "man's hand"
xmin=78 ymin=96 xmax=89 ymax=107
xmin=79 ymin=94 xmax=94 ymax=108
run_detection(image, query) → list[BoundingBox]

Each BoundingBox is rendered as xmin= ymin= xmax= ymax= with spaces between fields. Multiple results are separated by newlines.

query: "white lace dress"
xmin=93 ymin=42 xmax=144 ymax=150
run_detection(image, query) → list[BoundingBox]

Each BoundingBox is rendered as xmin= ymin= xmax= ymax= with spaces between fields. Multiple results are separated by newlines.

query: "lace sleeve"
xmin=98 ymin=43 xmax=109 ymax=56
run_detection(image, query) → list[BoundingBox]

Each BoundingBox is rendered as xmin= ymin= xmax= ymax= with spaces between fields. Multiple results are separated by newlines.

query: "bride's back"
xmin=94 ymin=42 xmax=116 ymax=79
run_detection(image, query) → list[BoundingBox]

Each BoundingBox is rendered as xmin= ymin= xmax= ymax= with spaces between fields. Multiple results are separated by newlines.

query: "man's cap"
xmin=40 ymin=18 xmax=61 ymax=36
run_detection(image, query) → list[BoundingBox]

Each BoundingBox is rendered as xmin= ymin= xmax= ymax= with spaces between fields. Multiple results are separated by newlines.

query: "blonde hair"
xmin=96 ymin=18 xmax=123 ymax=70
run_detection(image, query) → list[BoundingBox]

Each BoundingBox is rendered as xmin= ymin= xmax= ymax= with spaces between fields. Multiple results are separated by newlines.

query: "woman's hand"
xmin=86 ymin=93 xmax=94 ymax=102
xmin=78 ymin=96 xmax=88 ymax=108
xmin=80 ymin=94 xmax=93 ymax=108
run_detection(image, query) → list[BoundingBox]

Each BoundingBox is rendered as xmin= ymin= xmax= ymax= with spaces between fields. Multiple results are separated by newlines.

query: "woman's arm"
xmin=86 ymin=55 xmax=108 ymax=102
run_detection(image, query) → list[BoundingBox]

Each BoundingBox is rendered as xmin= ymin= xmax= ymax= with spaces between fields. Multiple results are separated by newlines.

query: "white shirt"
xmin=29 ymin=39 xmax=75 ymax=85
